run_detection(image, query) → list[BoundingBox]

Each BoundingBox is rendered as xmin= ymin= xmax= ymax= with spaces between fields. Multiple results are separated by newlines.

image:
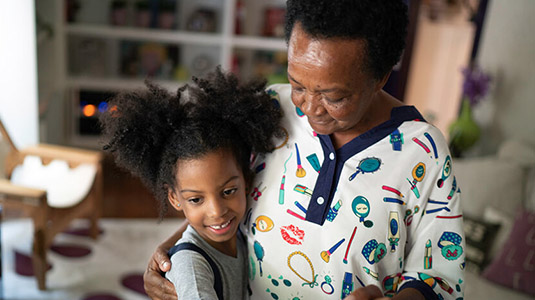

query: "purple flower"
xmin=461 ymin=65 xmax=491 ymax=106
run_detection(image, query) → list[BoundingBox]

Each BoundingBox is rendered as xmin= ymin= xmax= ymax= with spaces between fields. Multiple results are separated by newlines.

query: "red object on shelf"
xmin=263 ymin=7 xmax=285 ymax=37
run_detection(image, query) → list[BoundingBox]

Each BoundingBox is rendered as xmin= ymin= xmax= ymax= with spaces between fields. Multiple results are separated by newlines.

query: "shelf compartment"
xmin=66 ymin=24 xmax=224 ymax=46
xmin=67 ymin=76 xmax=183 ymax=91
xmin=231 ymin=36 xmax=286 ymax=51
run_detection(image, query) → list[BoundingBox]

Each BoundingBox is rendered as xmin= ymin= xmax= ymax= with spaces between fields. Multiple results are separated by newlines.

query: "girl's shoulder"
xmin=165 ymin=242 xmax=220 ymax=300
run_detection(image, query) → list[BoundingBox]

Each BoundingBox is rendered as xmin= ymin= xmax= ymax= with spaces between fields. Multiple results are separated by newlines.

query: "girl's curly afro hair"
xmin=285 ymin=0 xmax=408 ymax=81
xmin=100 ymin=67 xmax=283 ymax=218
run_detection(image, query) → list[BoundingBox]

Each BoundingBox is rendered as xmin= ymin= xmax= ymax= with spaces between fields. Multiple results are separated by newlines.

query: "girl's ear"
xmin=168 ymin=188 xmax=183 ymax=211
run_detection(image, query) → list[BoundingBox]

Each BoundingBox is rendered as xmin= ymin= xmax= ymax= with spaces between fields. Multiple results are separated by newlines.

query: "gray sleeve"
xmin=165 ymin=250 xmax=219 ymax=300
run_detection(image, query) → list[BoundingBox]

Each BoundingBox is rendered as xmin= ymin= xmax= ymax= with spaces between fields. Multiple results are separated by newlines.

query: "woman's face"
xmin=287 ymin=23 xmax=383 ymax=141
xmin=167 ymin=149 xmax=247 ymax=256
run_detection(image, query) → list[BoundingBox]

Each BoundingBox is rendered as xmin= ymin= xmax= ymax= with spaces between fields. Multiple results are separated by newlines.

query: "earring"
xmin=177 ymin=203 xmax=181 ymax=207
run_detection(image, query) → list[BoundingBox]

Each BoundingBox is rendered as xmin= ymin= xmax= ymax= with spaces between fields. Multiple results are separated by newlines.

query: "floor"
xmin=1 ymin=218 xmax=184 ymax=299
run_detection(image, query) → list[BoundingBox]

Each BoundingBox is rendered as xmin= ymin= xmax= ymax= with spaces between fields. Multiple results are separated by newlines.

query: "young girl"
xmin=100 ymin=68 xmax=282 ymax=299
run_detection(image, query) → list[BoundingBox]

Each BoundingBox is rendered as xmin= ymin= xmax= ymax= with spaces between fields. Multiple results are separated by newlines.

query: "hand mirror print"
xmin=351 ymin=195 xmax=373 ymax=228
xmin=348 ymin=157 xmax=381 ymax=181
xmin=407 ymin=162 xmax=426 ymax=198
xmin=254 ymin=241 xmax=265 ymax=277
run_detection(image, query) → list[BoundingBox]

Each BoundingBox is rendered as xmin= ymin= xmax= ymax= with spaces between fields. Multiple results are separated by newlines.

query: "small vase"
xmin=448 ymin=98 xmax=481 ymax=157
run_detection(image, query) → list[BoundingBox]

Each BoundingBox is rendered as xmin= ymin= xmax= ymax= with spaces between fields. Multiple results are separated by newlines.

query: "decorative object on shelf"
xmin=139 ymin=43 xmax=168 ymax=77
xmin=120 ymin=41 xmax=178 ymax=80
xmin=186 ymin=8 xmax=216 ymax=33
xmin=263 ymin=6 xmax=286 ymax=37
xmin=65 ymin=0 xmax=80 ymax=23
xmin=189 ymin=55 xmax=214 ymax=78
xmin=69 ymin=37 xmax=109 ymax=77
xmin=234 ymin=0 xmax=245 ymax=35
xmin=448 ymin=64 xmax=492 ymax=157
xmin=135 ymin=0 xmax=151 ymax=28
xmin=253 ymin=51 xmax=288 ymax=85
xmin=158 ymin=1 xmax=176 ymax=30
xmin=110 ymin=0 xmax=128 ymax=26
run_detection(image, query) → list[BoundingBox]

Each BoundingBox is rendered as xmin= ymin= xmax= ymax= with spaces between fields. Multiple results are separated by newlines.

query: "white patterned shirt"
xmin=241 ymin=84 xmax=465 ymax=300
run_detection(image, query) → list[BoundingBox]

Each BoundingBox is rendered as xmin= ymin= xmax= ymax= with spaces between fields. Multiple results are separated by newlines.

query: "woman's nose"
xmin=301 ymin=92 xmax=324 ymax=116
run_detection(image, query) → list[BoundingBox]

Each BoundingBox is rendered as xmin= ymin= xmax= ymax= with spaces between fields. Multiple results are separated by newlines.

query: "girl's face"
xmin=168 ymin=149 xmax=247 ymax=257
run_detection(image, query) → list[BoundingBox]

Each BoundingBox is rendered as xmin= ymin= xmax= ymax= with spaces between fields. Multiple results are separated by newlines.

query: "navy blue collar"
xmin=319 ymin=105 xmax=424 ymax=160
xmin=305 ymin=105 xmax=425 ymax=225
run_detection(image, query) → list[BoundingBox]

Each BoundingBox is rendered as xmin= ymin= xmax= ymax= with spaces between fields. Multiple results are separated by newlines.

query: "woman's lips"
xmin=308 ymin=118 xmax=330 ymax=125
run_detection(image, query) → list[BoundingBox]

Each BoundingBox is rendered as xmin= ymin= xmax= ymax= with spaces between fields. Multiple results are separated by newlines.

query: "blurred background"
xmin=1 ymin=0 xmax=534 ymax=299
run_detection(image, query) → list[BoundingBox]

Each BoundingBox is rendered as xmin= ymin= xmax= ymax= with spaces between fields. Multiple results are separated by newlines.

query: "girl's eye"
xmin=223 ymin=188 xmax=238 ymax=196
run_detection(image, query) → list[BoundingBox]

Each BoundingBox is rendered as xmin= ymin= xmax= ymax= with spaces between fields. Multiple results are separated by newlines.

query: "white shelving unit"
xmin=48 ymin=0 xmax=288 ymax=148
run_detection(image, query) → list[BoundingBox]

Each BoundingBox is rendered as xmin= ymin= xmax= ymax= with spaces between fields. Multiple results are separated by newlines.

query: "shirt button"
xmin=329 ymin=152 xmax=335 ymax=160
xmin=317 ymin=197 xmax=325 ymax=205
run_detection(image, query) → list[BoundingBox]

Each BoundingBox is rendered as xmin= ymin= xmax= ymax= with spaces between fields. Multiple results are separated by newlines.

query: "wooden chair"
xmin=0 ymin=119 xmax=103 ymax=290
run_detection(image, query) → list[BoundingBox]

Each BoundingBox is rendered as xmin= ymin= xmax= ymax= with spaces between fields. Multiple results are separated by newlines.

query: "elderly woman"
xmin=144 ymin=0 xmax=464 ymax=299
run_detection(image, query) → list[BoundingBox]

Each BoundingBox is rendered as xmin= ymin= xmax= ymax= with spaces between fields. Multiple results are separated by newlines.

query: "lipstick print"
xmin=281 ymin=225 xmax=305 ymax=245
xmin=326 ymin=199 xmax=342 ymax=222
xmin=294 ymin=184 xmax=313 ymax=196
xmin=279 ymin=175 xmax=285 ymax=205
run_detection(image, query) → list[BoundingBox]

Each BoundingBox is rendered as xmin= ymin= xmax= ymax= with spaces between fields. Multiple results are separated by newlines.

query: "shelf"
xmin=67 ymin=76 xmax=184 ymax=91
xmin=66 ymin=24 xmax=287 ymax=51
xmin=66 ymin=24 xmax=224 ymax=46
xmin=231 ymin=36 xmax=286 ymax=51
xmin=53 ymin=0 xmax=289 ymax=148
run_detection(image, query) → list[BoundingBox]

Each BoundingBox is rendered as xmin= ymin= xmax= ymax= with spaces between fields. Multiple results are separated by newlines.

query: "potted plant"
xmin=449 ymin=64 xmax=491 ymax=157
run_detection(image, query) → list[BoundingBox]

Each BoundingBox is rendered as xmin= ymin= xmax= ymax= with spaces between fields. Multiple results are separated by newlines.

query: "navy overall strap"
xmin=168 ymin=243 xmax=224 ymax=300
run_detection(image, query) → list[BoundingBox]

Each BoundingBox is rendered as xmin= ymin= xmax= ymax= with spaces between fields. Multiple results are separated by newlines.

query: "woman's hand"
xmin=143 ymin=244 xmax=177 ymax=300
xmin=344 ymin=285 xmax=389 ymax=300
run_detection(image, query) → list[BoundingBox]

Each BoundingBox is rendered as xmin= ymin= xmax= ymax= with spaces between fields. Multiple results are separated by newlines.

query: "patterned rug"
xmin=1 ymin=218 xmax=184 ymax=300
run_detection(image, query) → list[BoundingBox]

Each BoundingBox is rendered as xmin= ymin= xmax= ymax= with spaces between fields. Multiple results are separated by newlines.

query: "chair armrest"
xmin=0 ymin=178 xmax=46 ymax=200
xmin=21 ymin=144 xmax=102 ymax=165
